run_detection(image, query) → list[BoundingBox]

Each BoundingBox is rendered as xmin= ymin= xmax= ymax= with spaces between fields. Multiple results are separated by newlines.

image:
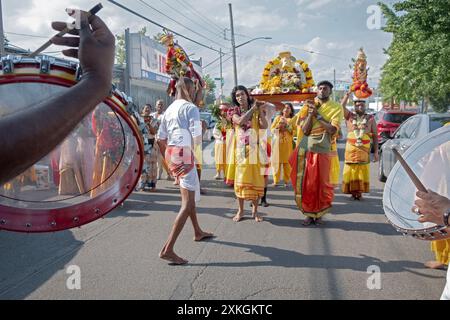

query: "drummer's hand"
xmin=414 ymin=190 xmax=450 ymax=225
xmin=51 ymin=10 xmax=115 ymax=93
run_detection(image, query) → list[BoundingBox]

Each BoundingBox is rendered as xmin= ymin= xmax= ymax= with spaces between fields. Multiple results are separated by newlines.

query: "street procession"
xmin=0 ymin=0 xmax=449 ymax=304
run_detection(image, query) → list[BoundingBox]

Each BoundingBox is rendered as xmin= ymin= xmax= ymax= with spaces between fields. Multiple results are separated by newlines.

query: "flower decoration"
xmin=351 ymin=48 xmax=373 ymax=99
xmin=158 ymin=31 xmax=205 ymax=97
xmin=260 ymin=52 xmax=315 ymax=94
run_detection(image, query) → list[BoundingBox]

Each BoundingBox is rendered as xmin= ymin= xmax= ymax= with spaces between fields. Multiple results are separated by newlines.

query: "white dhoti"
xmin=179 ymin=167 xmax=201 ymax=203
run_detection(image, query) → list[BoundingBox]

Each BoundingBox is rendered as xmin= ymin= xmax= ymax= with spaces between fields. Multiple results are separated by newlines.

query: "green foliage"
xmin=203 ymin=74 xmax=217 ymax=108
xmin=379 ymin=0 xmax=450 ymax=112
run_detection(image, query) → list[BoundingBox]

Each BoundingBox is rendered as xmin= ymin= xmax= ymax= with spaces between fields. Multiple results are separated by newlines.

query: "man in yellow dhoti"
xmin=340 ymin=92 xmax=378 ymax=200
xmin=230 ymin=86 xmax=269 ymax=223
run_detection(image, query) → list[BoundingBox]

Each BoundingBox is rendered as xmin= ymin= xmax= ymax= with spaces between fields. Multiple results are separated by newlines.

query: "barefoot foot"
xmin=194 ymin=231 xmax=215 ymax=242
xmin=159 ymin=250 xmax=188 ymax=265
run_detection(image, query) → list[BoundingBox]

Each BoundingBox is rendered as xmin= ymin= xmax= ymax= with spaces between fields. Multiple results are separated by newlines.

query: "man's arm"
xmin=0 ymin=12 xmax=115 ymax=185
xmin=371 ymin=117 xmax=379 ymax=162
xmin=341 ymin=90 xmax=352 ymax=120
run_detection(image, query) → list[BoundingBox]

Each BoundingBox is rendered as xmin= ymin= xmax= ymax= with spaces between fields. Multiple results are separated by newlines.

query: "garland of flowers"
xmin=158 ymin=31 xmax=204 ymax=97
xmin=260 ymin=53 xmax=315 ymax=94
xmin=352 ymin=114 xmax=368 ymax=147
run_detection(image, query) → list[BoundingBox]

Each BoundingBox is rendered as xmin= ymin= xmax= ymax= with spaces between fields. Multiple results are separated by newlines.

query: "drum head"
xmin=0 ymin=77 xmax=143 ymax=232
xmin=383 ymin=126 xmax=450 ymax=239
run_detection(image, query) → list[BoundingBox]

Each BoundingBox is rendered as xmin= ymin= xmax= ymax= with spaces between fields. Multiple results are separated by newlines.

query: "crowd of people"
xmin=0 ymin=10 xmax=449 ymax=299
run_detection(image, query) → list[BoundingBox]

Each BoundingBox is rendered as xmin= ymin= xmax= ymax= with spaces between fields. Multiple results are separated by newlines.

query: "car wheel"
xmin=378 ymin=151 xmax=387 ymax=183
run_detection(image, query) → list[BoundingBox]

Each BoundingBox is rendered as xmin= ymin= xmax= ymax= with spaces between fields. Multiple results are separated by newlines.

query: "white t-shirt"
xmin=156 ymin=99 xmax=202 ymax=147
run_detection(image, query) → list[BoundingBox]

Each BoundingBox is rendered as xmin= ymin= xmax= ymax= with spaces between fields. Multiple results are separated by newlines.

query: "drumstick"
xmin=28 ymin=3 xmax=103 ymax=58
xmin=392 ymin=147 xmax=428 ymax=193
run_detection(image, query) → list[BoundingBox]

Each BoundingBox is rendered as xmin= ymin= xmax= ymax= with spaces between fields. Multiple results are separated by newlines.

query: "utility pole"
xmin=333 ymin=68 xmax=336 ymax=101
xmin=0 ymin=0 xmax=5 ymax=56
xmin=219 ymin=48 xmax=224 ymax=101
xmin=229 ymin=3 xmax=238 ymax=88
xmin=124 ymin=28 xmax=131 ymax=96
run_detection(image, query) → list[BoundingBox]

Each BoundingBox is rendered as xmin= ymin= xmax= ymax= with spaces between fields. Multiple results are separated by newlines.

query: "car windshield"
xmin=429 ymin=116 xmax=450 ymax=132
xmin=384 ymin=113 xmax=415 ymax=124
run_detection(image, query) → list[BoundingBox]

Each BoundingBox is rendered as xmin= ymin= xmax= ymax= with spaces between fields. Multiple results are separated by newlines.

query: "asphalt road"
xmin=0 ymin=142 xmax=446 ymax=300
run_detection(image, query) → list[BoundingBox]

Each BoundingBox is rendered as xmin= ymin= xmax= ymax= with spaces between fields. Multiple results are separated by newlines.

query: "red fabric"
xmin=165 ymin=146 xmax=195 ymax=179
xmin=301 ymin=152 xmax=334 ymax=213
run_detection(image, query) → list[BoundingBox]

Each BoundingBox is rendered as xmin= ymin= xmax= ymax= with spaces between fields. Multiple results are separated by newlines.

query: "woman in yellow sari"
xmin=231 ymin=86 xmax=268 ymax=223
xmin=271 ymin=103 xmax=295 ymax=187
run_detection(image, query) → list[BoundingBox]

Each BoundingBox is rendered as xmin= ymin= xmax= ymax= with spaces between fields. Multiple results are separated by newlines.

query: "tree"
xmin=115 ymin=27 xmax=148 ymax=66
xmin=379 ymin=0 xmax=450 ymax=112
xmin=203 ymin=74 xmax=217 ymax=108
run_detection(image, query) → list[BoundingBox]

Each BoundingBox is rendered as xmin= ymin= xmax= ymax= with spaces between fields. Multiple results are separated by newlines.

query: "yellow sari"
xmin=234 ymin=110 xmax=265 ymax=200
xmin=431 ymin=239 xmax=450 ymax=265
xmin=271 ymin=115 xmax=294 ymax=184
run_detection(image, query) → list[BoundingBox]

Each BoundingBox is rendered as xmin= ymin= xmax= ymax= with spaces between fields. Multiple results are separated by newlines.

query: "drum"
xmin=383 ymin=126 xmax=450 ymax=240
xmin=0 ymin=55 xmax=146 ymax=233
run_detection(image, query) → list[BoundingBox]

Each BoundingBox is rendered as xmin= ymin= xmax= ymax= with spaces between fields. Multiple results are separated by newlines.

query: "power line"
xmin=5 ymin=31 xmax=48 ymax=39
xmin=173 ymin=0 xmax=225 ymax=35
xmin=107 ymin=0 xmax=221 ymax=54
xmin=263 ymin=39 xmax=348 ymax=61
xmin=157 ymin=0 xmax=228 ymax=46
xmin=137 ymin=0 xmax=225 ymax=49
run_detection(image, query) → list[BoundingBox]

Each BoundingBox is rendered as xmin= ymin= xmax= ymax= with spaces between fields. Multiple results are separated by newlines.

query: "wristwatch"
xmin=444 ymin=208 xmax=450 ymax=227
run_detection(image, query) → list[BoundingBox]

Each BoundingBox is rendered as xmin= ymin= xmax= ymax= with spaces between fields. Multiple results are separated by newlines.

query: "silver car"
xmin=378 ymin=113 xmax=450 ymax=182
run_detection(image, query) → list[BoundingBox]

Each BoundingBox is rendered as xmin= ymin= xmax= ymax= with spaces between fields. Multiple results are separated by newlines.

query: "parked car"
xmin=200 ymin=112 xmax=216 ymax=141
xmin=378 ymin=113 xmax=450 ymax=182
xmin=377 ymin=110 xmax=417 ymax=145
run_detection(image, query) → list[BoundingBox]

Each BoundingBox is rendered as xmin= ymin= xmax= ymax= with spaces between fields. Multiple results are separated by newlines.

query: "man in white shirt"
xmin=157 ymin=77 xmax=213 ymax=265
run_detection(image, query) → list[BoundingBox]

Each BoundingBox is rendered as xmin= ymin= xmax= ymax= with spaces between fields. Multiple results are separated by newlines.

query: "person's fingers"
xmin=51 ymin=36 xmax=80 ymax=47
xmin=62 ymin=49 xmax=79 ymax=59
xmin=79 ymin=11 xmax=92 ymax=38
xmin=417 ymin=191 xmax=431 ymax=200
xmin=51 ymin=22 xmax=80 ymax=35
xmin=88 ymin=14 xmax=109 ymax=32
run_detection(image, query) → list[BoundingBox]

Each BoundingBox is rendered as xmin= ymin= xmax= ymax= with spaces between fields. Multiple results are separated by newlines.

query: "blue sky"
xmin=3 ymin=0 xmax=398 ymax=95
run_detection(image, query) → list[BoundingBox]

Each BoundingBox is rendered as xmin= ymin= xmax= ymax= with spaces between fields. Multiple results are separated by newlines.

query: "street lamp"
xmin=228 ymin=3 xmax=271 ymax=87
xmin=235 ymin=37 xmax=272 ymax=49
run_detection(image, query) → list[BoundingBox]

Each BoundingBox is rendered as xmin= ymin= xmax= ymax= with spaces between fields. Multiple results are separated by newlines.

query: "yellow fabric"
xmin=271 ymin=115 xmax=294 ymax=163
xmin=342 ymin=163 xmax=370 ymax=194
xmin=214 ymin=142 xmax=226 ymax=173
xmin=234 ymin=111 xmax=265 ymax=200
xmin=431 ymin=239 xmax=450 ymax=265
xmin=330 ymin=141 xmax=340 ymax=186
xmin=344 ymin=132 xmax=372 ymax=164
xmin=273 ymin=163 xmax=291 ymax=184
xmin=225 ymin=129 xmax=236 ymax=184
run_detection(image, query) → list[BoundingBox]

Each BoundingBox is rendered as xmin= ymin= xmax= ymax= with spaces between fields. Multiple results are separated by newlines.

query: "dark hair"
xmin=317 ymin=80 xmax=334 ymax=90
xmin=231 ymin=85 xmax=254 ymax=108
xmin=284 ymin=103 xmax=295 ymax=118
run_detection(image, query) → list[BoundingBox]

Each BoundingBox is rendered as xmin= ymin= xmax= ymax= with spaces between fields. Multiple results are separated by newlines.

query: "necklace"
xmin=352 ymin=114 xmax=367 ymax=147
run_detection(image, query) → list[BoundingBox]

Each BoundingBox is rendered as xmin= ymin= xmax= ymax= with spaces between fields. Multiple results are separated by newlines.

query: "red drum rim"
xmin=0 ymin=73 xmax=144 ymax=233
